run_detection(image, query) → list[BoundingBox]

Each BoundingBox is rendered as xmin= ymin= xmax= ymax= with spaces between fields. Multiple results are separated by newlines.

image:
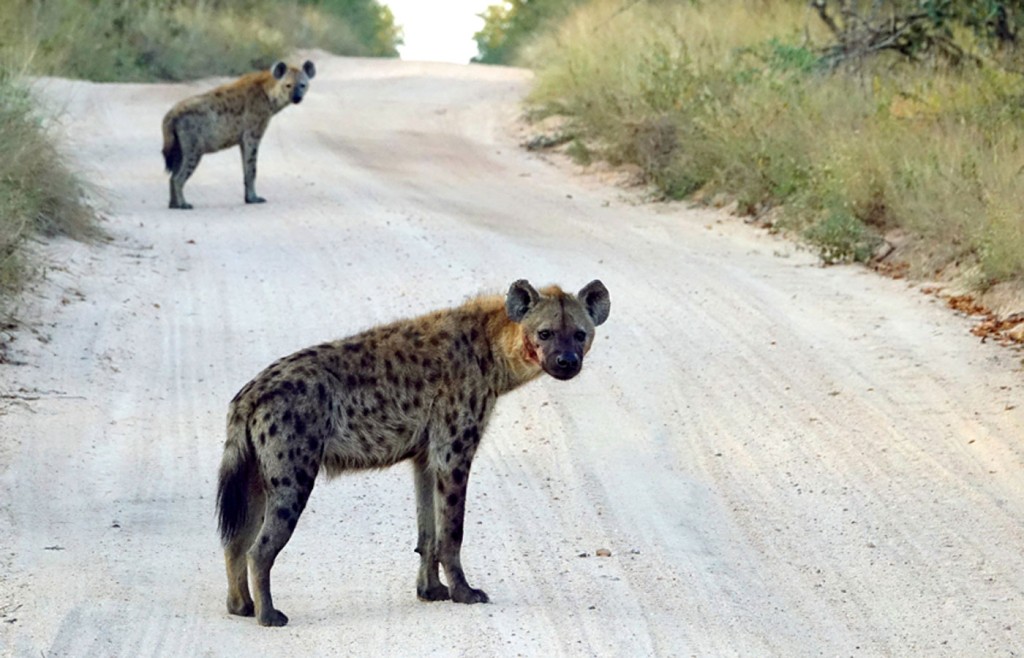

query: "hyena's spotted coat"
xmin=217 ymin=280 xmax=611 ymax=626
xmin=161 ymin=60 xmax=315 ymax=209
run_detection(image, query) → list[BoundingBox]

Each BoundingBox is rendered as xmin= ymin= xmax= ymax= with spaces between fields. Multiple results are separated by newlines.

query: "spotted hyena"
xmin=217 ymin=279 xmax=611 ymax=626
xmin=161 ymin=60 xmax=315 ymax=209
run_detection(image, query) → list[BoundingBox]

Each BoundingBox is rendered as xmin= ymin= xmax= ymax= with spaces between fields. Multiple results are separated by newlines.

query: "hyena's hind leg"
xmin=224 ymin=485 xmax=265 ymax=617
xmin=248 ymin=465 xmax=319 ymax=627
xmin=169 ymin=129 xmax=202 ymax=209
xmin=413 ymin=454 xmax=449 ymax=601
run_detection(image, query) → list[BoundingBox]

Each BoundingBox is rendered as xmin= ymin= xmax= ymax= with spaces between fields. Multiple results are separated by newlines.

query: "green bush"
xmin=1 ymin=0 xmax=401 ymax=82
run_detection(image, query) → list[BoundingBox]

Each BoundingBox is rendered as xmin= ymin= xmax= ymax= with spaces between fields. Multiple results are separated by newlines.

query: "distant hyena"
xmin=161 ymin=60 xmax=315 ymax=209
xmin=217 ymin=279 xmax=611 ymax=626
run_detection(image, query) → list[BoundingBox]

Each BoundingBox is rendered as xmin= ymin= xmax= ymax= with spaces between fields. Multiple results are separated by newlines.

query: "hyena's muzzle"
xmin=538 ymin=332 xmax=584 ymax=380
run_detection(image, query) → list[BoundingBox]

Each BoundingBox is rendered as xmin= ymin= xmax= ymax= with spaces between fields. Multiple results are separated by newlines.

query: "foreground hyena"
xmin=161 ymin=60 xmax=315 ymax=209
xmin=217 ymin=279 xmax=611 ymax=626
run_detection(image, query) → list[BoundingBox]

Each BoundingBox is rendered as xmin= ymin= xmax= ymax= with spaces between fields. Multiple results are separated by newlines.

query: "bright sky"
xmin=383 ymin=0 xmax=499 ymax=64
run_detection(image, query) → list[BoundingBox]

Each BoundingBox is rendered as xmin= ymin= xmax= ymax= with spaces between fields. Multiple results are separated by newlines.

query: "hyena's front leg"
xmin=240 ymin=131 xmax=265 ymax=204
xmin=434 ymin=432 xmax=488 ymax=604
xmin=413 ymin=455 xmax=449 ymax=601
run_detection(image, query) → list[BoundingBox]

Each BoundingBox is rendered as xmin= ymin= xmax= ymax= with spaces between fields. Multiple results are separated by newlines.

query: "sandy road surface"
xmin=2 ymin=54 xmax=1024 ymax=656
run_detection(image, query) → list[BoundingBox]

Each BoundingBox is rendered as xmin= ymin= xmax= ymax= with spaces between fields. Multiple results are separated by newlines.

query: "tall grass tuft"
xmin=0 ymin=70 xmax=99 ymax=322
xmin=524 ymin=0 xmax=1024 ymax=288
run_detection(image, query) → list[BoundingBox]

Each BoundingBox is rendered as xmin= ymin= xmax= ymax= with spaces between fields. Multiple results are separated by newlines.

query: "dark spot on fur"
xmin=470 ymin=328 xmax=479 ymax=341
xmin=297 ymin=380 xmax=308 ymax=395
xmin=448 ymin=424 xmax=457 ymax=438
xmin=437 ymin=480 xmax=445 ymax=493
xmin=446 ymin=493 xmax=459 ymax=506
xmin=282 ymin=380 xmax=294 ymax=391
xmin=294 ymin=417 xmax=306 ymax=435
xmin=271 ymin=477 xmax=280 ymax=487
xmin=288 ymin=518 xmax=297 ymax=531
xmin=395 ymin=350 xmax=406 ymax=363
xmin=317 ymin=382 xmax=327 ymax=401
xmin=452 ymin=440 xmax=464 ymax=453
xmin=452 ymin=468 xmax=465 ymax=484
xmin=259 ymin=432 xmax=267 ymax=445
xmin=307 ymin=436 xmax=319 ymax=451
xmin=283 ymin=411 xmax=292 ymax=423
xmin=450 ymin=526 xmax=463 ymax=542
xmin=344 ymin=342 xmax=363 ymax=353
xmin=276 ymin=507 xmax=292 ymax=521
xmin=462 ymin=427 xmax=479 ymax=444
xmin=269 ymin=424 xmax=278 ymax=436
xmin=281 ymin=476 xmax=292 ymax=486
xmin=346 ymin=374 xmax=358 ymax=388
xmin=262 ymin=536 xmax=269 ymax=544
xmin=277 ymin=451 xmax=284 ymax=460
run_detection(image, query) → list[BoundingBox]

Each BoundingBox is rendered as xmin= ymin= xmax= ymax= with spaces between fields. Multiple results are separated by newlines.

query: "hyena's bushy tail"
xmin=217 ymin=415 xmax=256 ymax=545
xmin=162 ymin=114 xmax=182 ymax=174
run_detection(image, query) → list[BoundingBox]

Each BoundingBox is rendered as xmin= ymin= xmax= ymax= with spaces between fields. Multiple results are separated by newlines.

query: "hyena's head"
xmin=269 ymin=60 xmax=316 ymax=106
xmin=506 ymin=279 xmax=610 ymax=381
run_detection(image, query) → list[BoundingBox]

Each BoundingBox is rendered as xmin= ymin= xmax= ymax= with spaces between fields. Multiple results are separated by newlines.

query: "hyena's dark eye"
xmin=538 ymin=330 xmax=553 ymax=341
xmin=574 ymin=330 xmax=587 ymax=342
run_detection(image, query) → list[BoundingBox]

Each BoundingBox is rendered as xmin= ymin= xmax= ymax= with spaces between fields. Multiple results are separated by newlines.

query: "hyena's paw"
xmin=227 ymin=597 xmax=255 ymax=617
xmin=245 ymin=195 xmax=267 ymax=204
xmin=417 ymin=584 xmax=451 ymax=602
xmin=257 ymin=608 xmax=289 ymax=627
xmin=169 ymin=201 xmax=193 ymax=210
xmin=450 ymin=586 xmax=489 ymax=604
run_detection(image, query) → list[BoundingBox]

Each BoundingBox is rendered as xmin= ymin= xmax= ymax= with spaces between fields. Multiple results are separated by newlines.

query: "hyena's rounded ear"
xmin=271 ymin=61 xmax=288 ymax=80
xmin=302 ymin=60 xmax=316 ymax=79
xmin=506 ymin=280 xmax=540 ymax=323
xmin=577 ymin=280 xmax=610 ymax=326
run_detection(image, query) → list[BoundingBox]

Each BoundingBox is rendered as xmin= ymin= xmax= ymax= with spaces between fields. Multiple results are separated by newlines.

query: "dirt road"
xmin=2 ymin=54 xmax=1023 ymax=656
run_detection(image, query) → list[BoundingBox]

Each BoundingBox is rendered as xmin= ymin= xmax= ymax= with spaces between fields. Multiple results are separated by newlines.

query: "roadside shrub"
xmin=524 ymin=0 xmax=1024 ymax=286
xmin=0 ymin=72 xmax=98 ymax=320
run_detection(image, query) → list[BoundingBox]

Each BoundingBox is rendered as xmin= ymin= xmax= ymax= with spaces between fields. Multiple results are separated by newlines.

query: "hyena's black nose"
xmin=555 ymin=353 xmax=580 ymax=370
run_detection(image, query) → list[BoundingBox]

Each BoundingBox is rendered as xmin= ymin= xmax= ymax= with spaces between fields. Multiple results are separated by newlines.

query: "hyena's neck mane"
xmin=464 ymin=294 xmax=543 ymax=395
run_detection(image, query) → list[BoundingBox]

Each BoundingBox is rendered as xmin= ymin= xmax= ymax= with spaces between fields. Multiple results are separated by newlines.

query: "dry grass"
xmin=524 ymin=0 xmax=1024 ymax=288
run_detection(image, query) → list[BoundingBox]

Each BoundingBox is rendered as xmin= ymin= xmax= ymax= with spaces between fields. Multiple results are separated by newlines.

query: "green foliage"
xmin=474 ymin=0 xmax=584 ymax=65
xmin=0 ymin=0 xmax=401 ymax=82
xmin=0 ymin=73 xmax=98 ymax=319
xmin=803 ymin=207 xmax=881 ymax=265
xmin=304 ymin=0 xmax=402 ymax=57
